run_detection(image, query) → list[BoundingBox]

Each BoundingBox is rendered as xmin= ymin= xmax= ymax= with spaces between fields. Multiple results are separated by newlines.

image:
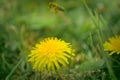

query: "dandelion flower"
xmin=103 ymin=36 xmax=120 ymax=55
xmin=28 ymin=37 xmax=75 ymax=71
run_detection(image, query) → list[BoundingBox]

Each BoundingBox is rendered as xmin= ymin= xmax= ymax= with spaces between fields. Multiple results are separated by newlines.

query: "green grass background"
xmin=0 ymin=0 xmax=120 ymax=80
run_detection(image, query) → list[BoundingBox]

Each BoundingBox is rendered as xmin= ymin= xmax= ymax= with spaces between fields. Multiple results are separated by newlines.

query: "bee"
xmin=48 ymin=2 xmax=65 ymax=13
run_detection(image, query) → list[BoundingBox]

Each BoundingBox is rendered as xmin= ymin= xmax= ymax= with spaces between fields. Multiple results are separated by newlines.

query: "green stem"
xmin=5 ymin=56 xmax=26 ymax=80
xmin=97 ymin=30 xmax=117 ymax=80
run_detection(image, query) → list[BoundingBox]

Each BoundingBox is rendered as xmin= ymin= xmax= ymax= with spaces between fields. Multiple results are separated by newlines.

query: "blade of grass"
xmin=5 ymin=56 xmax=26 ymax=80
xmin=97 ymin=29 xmax=117 ymax=80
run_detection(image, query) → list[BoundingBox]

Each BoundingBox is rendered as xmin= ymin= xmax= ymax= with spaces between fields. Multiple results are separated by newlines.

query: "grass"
xmin=0 ymin=0 xmax=120 ymax=80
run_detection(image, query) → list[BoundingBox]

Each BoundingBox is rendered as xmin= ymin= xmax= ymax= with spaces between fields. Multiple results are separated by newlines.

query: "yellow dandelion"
xmin=28 ymin=37 xmax=75 ymax=72
xmin=103 ymin=36 xmax=120 ymax=55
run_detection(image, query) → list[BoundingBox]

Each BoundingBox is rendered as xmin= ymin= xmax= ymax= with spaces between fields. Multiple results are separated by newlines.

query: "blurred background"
xmin=0 ymin=0 xmax=120 ymax=80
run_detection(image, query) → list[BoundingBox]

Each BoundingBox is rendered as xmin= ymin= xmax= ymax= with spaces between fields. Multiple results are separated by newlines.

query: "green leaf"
xmin=76 ymin=59 xmax=105 ymax=71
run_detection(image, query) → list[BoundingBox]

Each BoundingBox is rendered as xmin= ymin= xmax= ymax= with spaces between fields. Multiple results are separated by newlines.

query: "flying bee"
xmin=48 ymin=2 xmax=65 ymax=13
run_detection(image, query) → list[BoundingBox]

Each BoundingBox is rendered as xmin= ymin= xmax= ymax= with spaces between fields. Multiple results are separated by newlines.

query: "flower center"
xmin=113 ymin=41 xmax=120 ymax=51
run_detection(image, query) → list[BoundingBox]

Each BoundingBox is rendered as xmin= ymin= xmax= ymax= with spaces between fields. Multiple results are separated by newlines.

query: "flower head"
xmin=103 ymin=36 xmax=120 ymax=55
xmin=28 ymin=37 xmax=75 ymax=71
